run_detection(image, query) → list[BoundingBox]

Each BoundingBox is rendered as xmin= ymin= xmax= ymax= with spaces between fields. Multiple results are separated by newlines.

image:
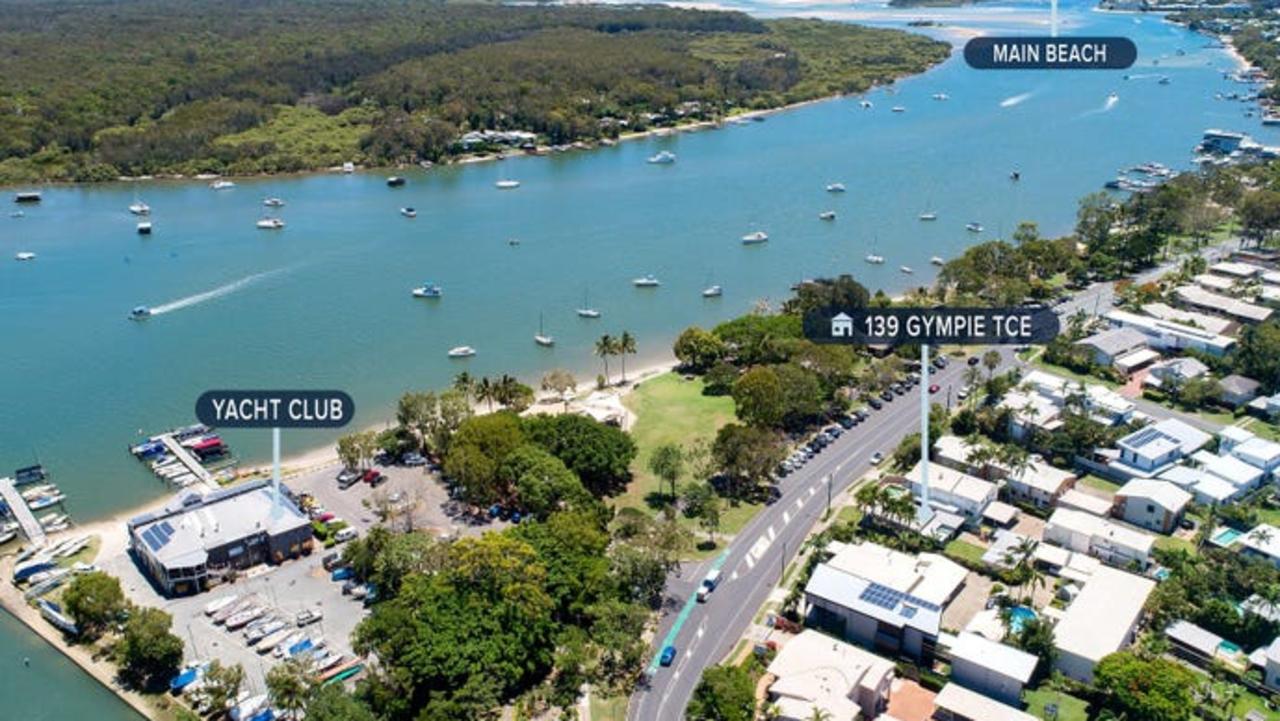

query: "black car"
xmin=868 ymin=398 xmax=883 ymax=410
xmin=967 ymin=356 xmax=981 ymax=366
xmin=321 ymin=552 xmax=341 ymax=571
xmin=838 ymin=416 xmax=856 ymax=429
xmin=880 ymin=391 xmax=894 ymax=402
xmin=933 ymin=358 xmax=947 ymax=370
xmin=854 ymin=410 xmax=869 ymax=421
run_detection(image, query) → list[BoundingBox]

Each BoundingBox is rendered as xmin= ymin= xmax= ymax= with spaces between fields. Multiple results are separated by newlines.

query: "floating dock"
xmin=157 ymin=434 xmax=218 ymax=493
xmin=0 ymin=477 xmax=46 ymax=546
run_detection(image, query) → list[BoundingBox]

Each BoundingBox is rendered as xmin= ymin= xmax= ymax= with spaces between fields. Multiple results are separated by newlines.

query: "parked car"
xmin=321 ymin=553 xmax=341 ymax=571
xmin=838 ymin=416 xmax=856 ymax=429
xmin=967 ymin=356 xmax=981 ymax=366
xmin=933 ymin=357 xmax=947 ymax=369
xmin=334 ymin=527 xmax=359 ymax=544
xmin=880 ymin=391 xmax=894 ymax=402
xmin=361 ymin=468 xmax=383 ymax=485
xmin=958 ymin=388 xmax=970 ymax=400
xmin=337 ymin=468 xmax=361 ymax=489
xmin=401 ymin=452 xmax=428 ymax=467
xmin=330 ymin=566 xmax=354 ymax=582
xmin=368 ymin=473 xmax=388 ymax=488
xmin=868 ymin=398 xmax=883 ymax=410
xmin=313 ymin=511 xmax=335 ymax=523
xmin=870 ymin=452 xmax=885 ymax=465
xmin=660 ymin=645 xmax=677 ymax=667
xmin=295 ymin=608 xmax=323 ymax=627
xmin=928 ymin=384 xmax=940 ymax=394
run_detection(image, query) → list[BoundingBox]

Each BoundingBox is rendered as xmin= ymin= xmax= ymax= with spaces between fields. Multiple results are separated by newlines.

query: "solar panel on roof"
xmin=160 ymin=520 xmax=174 ymax=535
xmin=142 ymin=528 xmax=162 ymax=552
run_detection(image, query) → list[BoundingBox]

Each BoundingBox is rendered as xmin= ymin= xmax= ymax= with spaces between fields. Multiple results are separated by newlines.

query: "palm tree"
xmin=494 ymin=374 xmax=520 ymax=407
xmin=806 ymin=709 xmax=833 ymax=721
xmin=618 ymin=331 xmax=637 ymax=384
xmin=595 ymin=334 xmax=616 ymax=385
xmin=855 ymin=483 xmax=884 ymax=522
xmin=983 ymin=349 xmax=1001 ymax=380
xmin=453 ymin=372 xmax=475 ymax=401
xmin=963 ymin=365 xmax=983 ymax=392
xmin=475 ymin=376 xmax=496 ymax=412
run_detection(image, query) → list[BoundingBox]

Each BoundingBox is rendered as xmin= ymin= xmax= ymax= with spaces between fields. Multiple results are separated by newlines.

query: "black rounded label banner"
xmin=964 ymin=36 xmax=1136 ymax=70
xmin=195 ymin=390 xmax=355 ymax=428
xmin=805 ymin=307 xmax=1060 ymax=346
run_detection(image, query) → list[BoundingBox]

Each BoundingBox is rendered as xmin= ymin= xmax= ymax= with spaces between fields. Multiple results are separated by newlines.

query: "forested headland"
xmin=0 ymin=0 xmax=950 ymax=184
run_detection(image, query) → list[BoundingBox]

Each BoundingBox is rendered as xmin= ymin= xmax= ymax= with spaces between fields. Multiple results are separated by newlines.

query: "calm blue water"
xmin=0 ymin=2 xmax=1273 ymax=716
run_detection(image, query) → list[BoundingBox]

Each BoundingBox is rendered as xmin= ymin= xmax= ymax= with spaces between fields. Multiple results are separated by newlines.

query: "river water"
xmin=0 ymin=1 xmax=1271 ymax=716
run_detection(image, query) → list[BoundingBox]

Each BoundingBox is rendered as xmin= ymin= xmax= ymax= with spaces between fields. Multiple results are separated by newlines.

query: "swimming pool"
xmin=1220 ymin=640 xmax=1243 ymax=655
xmin=1009 ymin=606 xmax=1037 ymax=634
xmin=1211 ymin=527 xmax=1245 ymax=547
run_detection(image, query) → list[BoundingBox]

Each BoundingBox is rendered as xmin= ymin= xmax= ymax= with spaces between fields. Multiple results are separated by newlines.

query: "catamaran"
xmin=411 ymin=283 xmax=443 ymax=298
xmin=534 ymin=314 xmax=555 ymax=347
xmin=256 ymin=217 xmax=285 ymax=230
xmin=448 ymin=346 xmax=476 ymax=358
xmin=495 ymin=179 xmax=520 ymax=189
xmin=741 ymin=231 xmax=768 ymax=244
xmin=632 ymin=275 xmax=660 ymax=287
xmin=826 ymin=182 xmax=846 ymax=193
xmin=647 ymin=150 xmax=676 ymax=164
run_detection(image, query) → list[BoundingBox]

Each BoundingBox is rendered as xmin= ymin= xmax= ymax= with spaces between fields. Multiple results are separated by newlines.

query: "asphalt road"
xmin=629 ymin=349 xmax=1015 ymax=721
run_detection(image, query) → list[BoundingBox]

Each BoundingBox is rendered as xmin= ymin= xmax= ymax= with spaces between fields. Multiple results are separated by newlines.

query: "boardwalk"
xmin=157 ymin=434 xmax=217 ymax=493
xmin=0 ymin=477 xmax=46 ymax=546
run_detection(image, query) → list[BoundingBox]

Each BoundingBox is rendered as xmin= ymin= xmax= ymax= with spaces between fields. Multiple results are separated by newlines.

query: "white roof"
xmin=1221 ymin=426 xmax=1257 ymax=445
xmin=1242 ymin=524 xmax=1280 ymax=560
xmin=1054 ymin=566 xmax=1155 ymax=664
xmin=1166 ymin=620 xmax=1224 ymax=656
xmin=1058 ymin=488 xmax=1114 ymax=516
xmin=1076 ymin=327 xmax=1148 ymax=357
xmin=767 ymin=629 xmax=893 ymax=719
xmin=1211 ymin=261 xmax=1264 ymax=278
xmin=1236 ymin=437 xmax=1280 ymax=467
xmin=909 ymin=461 xmax=997 ymax=506
xmin=1141 ymin=303 xmax=1235 ymax=336
xmin=933 ymin=683 xmax=1038 ymax=721
xmin=1263 ymin=270 xmax=1280 ymax=286
xmin=1159 ymin=465 xmax=1239 ymax=504
xmin=1119 ymin=418 xmax=1212 ymax=458
xmin=1006 ymin=460 xmax=1074 ymax=495
xmin=1177 ymin=285 xmax=1274 ymax=323
xmin=948 ymin=632 xmax=1037 ymax=683
xmin=1194 ymin=273 xmax=1239 ymax=292
xmin=1201 ymin=453 xmax=1265 ymax=488
xmin=1047 ymin=507 xmax=1155 ymax=555
xmin=1105 ymin=309 xmax=1236 ymax=353
xmin=1116 ymin=348 xmax=1162 ymax=372
xmin=824 ymin=540 xmax=967 ymax=607
xmin=1116 ymin=479 xmax=1192 ymax=513
xmin=934 ymin=435 xmax=980 ymax=466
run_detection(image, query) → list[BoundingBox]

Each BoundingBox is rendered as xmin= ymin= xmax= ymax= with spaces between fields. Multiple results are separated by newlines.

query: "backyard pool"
xmin=1211 ymin=527 xmax=1245 ymax=547
xmin=1009 ymin=606 xmax=1038 ymax=635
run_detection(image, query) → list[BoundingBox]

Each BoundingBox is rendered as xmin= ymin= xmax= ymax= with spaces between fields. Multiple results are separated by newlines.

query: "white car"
xmin=870 ymin=452 xmax=885 ymax=465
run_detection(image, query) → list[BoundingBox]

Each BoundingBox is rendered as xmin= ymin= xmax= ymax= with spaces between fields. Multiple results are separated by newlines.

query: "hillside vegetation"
xmin=0 ymin=0 xmax=949 ymax=183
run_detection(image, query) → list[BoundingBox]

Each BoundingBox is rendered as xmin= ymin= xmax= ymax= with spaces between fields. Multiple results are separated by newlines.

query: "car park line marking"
xmin=767 ymin=525 xmax=776 ymax=541
xmin=783 ymin=511 xmax=791 ymax=524
xmin=795 ymin=498 xmax=804 ymax=511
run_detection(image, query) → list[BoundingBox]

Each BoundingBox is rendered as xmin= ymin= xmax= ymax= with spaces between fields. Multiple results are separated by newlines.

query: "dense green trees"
xmin=688 ymin=664 xmax=756 ymax=721
xmin=1235 ymin=320 xmax=1280 ymax=393
xmin=712 ymin=423 xmax=786 ymax=499
xmin=0 ymin=1 xmax=946 ymax=182
xmin=61 ymin=570 xmax=126 ymax=638
xmin=115 ymin=607 xmax=184 ymax=691
xmin=523 ymin=413 xmax=637 ymax=495
xmin=674 ymin=327 xmax=729 ymax=372
xmin=1093 ymin=651 xmax=1198 ymax=721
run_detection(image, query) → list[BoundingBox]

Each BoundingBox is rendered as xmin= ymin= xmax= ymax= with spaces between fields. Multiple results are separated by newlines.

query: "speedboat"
xmin=818 ymin=211 xmax=836 ymax=221
xmin=741 ymin=231 xmax=768 ymax=244
xmin=129 ymin=201 xmax=150 ymax=215
xmin=702 ymin=285 xmax=723 ymax=298
xmin=411 ymin=283 xmax=443 ymax=298
xmin=859 ymin=100 xmax=873 ymax=109
xmin=401 ymin=207 xmax=417 ymax=218
xmin=965 ymin=222 xmax=983 ymax=233
xmin=342 ymin=161 xmax=355 ymax=173
xmin=507 ymin=238 xmax=520 ymax=246
xmin=256 ymin=218 xmax=285 ymax=230
xmin=900 ymin=266 xmax=914 ymax=274
xmin=448 ymin=346 xmax=476 ymax=358
xmin=648 ymin=150 xmax=676 ymax=164
xmin=130 ymin=306 xmax=152 ymax=320
xmin=1009 ymin=170 xmax=1021 ymax=181
xmin=137 ymin=221 xmax=152 ymax=235
xmin=386 ymin=176 xmax=406 ymax=187
xmin=0 ymin=530 xmax=16 ymax=545
xmin=932 ymin=93 xmax=950 ymax=101
xmin=263 ymin=197 xmax=285 ymax=208
xmin=632 ymin=275 xmax=660 ymax=287
xmin=209 ymin=180 xmax=235 ymax=190
xmin=891 ymin=106 xmax=906 ymax=113
xmin=865 ymin=254 xmax=885 ymax=264
xmin=918 ymin=212 xmax=937 ymax=221
xmin=930 ymin=256 xmax=945 ymax=266
xmin=1159 ymin=76 xmax=1171 ymax=85
xmin=28 ymin=493 xmax=65 ymax=510
xmin=15 ymin=251 xmax=36 ymax=261
xmin=495 ymin=179 xmax=520 ymax=189
xmin=826 ymin=183 xmax=846 ymax=193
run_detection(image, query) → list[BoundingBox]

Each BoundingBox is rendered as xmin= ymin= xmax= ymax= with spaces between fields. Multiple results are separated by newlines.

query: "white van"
xmin=334 ymin=527 xmax=359 ymax=544
xmin=696 ymin=569 xmax=722 ymax=602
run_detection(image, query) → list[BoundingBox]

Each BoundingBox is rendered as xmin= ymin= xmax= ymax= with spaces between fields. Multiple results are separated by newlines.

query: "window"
xmin=1147 ymin=504 xmax=1155 ymax=513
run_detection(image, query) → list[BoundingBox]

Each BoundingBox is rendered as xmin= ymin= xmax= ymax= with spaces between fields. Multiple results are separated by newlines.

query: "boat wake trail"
xmin=999 ymin=92 xmax=1033 ymax=108
xmin=1077 ymin=94 xmax=1119 ymax=119
xmin=150 ymin=267 xmax=290 ymax=315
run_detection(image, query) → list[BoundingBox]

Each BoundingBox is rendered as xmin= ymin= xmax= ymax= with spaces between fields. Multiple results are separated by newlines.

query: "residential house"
xmin=1001 ymin=370 xmax=1135 ymax=441
xmin=1043 ymin=507 xmax=1155 ymax=569
xmin=1194 ymin=272 xmax=1240 ymax=293
xmin=1108 ymin=418 xmax=1212 ymax=479
xmin=1058 ymin=488 xmax=1114 ymax=516
xmin=1210 ymin=261 xmax=1265 ymax=281
xmin=1175 ymin=286 xmax=1273 ymax=325
xmin=1074 ymin=327 xmax=1148 ymax=367
xmin=1247 ymin=392 xmax=1280 ymax=421
xmin=1052 ymin=566 xmax=1155 ymax=683
xmin=931 ymin=683 xmax=1038 ymax=721
xmin=803 ymin=540 xmax=967 ymax=661
xmin=1233 ymin=437 xmax=1280 ymax=481
xmin=1105 ymin=309 xmax=1237 ymax=356
xmin=1166 ymin=620 xmax=1227 ymax=668
xmin=1220 ymin=375 xmax=1263 ymax=408
xmin=1140 ymin=303 xmax=1236 ymax=337
xmin=1159 ymin=465 xmax=1241 ymax=505
xmin=1265 ymin=637 xmax=1280 ymax=692
xmin=908 ymin=461 xmax=997 ymax=526
xmin=945 ymin=632 xmax=1038 ymax=706
xmin=1141 ymin=357 xmax=1211 ymax=391
xmin=1194 ymin=450 xmax=1266 ymax=494
xmin=765 ymin=629 xmax=895 ymax=721
xmin=1113 ymin=479 xmax=1192 ymax=534
xmin=1241 ymin=525 xmax=1280 ymax=569
xmin=1002 ymin=460 xmax=1076 ymax=510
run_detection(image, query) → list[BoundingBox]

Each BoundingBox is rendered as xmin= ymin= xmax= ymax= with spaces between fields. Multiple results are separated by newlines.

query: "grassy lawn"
xmin=944 ymin=539 xmax=987 ymax=566
xmin=589 ymin=692 xmax=629 ymax=721
xmin=620 ymin=373 xmax=752 ymax=540
xmin=1031 ymin=360 xmax=1121 ymax=390
xmin=1234 ymin=688 xmax=1280 ymax=721
xmin=1154 ymin=534 xmax=1197 ymax=556
xmin=1241 ymin=418 xmax=1280 ymax=443
xmin=1024 ymin=687 xmax=1091 ymax=721
xmin=836 ymin=505 xmax=863 ymax=525
xmin=1078 ymin=474 xmax=1121 ymax=495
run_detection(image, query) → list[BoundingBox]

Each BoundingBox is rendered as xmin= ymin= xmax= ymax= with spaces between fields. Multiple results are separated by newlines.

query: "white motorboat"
xmin=918 ymin=212 xmax=937 ymax=221
xmin=965 ymin=222 xmax=983 ymax=233
xmin=859 ymin=100 xmax=873 ymax=109
xmin=15 ymin=252 xmax=36 ymax=261
xmin=900 ymin=266 xmax=914 ymax=274
xmin=137 ymin=220 xmax=153 ymax=235
xmin=128 ymin=201 xmax=150 ymax=215
xmin=818 ymin=211 xmax=836 ymax=220
xmin=10 ymin=211 xmax=23 ymax=218
xmin=495 ymin=179 xmax=520 ymax=189
xmin=930 ymin=256 xmax=945 ymax=266
xmin=0 ymin=530 xmax=16 ymax=545
xmin=632 ymin=275 xmax=660 ymax=287
xmin=209 ymin=180 xmax=235 ymax=190
xmin=204 ymin=595 xmax=240 ymax=617
xmin=865 ymin=254 xmax=885 ymax=264
xmin=702 ymin=285 xmax=723 ymax=298
xmin=448 ymin=346 xmax=476 ymax=358
xmin=263 ymin=197 xmax=285 ymax=208
xmin=226 ymin=606 xmax=265 ymax=630
xmin=741 ymin=231 xmax=768 ymax=244
xmin=256 ymin=218 xmax=285 ymax=230
xmin=534 ymin=314 xmax=554 ymax=347
xmin=247 ymin=620 xmax=287 ymax=644
xmin=932 ymin=93 xmax=950 ymax=101
xmin=826 ymin=183 xmax=846 ymax=193
xmin=647 ymin=150 xmax=676 ymax=164
xmin=29 ymin=493 xmax=66 ymax=510
xmin=400 ymin=207 xmax=417 ymax=218
xmin=411 ymin=283 xmax=442 ymax=298
xmin=891 ymin=106 xmax=906 ymax=113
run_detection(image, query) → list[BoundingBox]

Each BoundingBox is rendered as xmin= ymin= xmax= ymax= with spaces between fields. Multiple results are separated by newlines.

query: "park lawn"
xmin=589 ymin=692 xmax=628 ymax=721
xmin=1078 ymin=474 xmax=1121 ymax=494
xmin=944 ymin=539 xmax=986 ymax=566
xmin=1234 ymin=688 xmax=1280 ymax=721
xmin=836 ymin=505 xmax=863 ymax=525
xmin=1024 ymin=687 xmax=1090 ymax=721
xmin=1031 ymin=359 xmax=1121 ymax=390
xmin=619 ymin=373 xmax=755 ymax=535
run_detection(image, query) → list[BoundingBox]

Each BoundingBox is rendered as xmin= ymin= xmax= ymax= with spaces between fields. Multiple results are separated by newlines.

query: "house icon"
xmin=831 ymin=312 xmax=853 ymax=338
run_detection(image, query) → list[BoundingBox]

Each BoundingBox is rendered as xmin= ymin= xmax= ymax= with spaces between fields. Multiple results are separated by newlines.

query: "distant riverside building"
xmin=1104 ymin=309 xmax=1236 ymax=356
xmin=127 ymin=479 xmax=313 ymax=596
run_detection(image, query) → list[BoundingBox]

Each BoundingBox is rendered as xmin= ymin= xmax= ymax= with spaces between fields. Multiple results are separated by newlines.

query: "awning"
xmin=1116 ymin=348 xmax=1161 ymax=373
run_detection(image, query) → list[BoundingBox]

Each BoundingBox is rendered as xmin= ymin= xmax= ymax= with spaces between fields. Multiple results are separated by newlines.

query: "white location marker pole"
xmin=918 ymin=343 xmax=932 ymax=524
xmin=272 ymin=426 xmax=282 ymax=519
xmin=1051 ymin=0 xmax=1059 ymax=38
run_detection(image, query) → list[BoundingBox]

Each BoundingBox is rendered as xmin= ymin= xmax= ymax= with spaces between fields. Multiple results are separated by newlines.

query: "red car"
xmin=928 ymin=384 xmax=940 ymax=394
xmin=361 ymin=468 xmax=384 ymax=485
